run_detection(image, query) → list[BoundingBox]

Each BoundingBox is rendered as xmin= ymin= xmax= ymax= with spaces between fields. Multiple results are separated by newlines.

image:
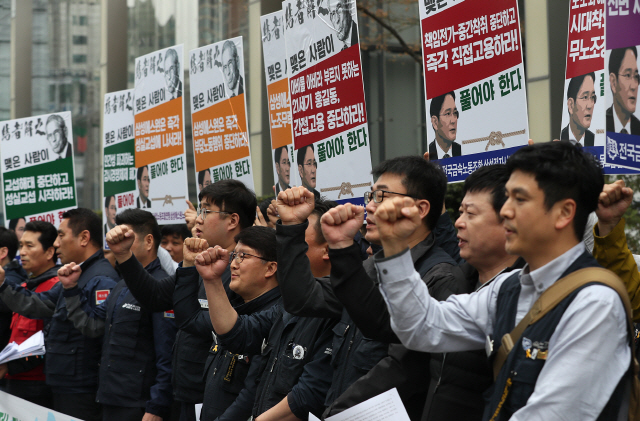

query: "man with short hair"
xmin=104 ymin=195 xmax=117 ymax=237
xmin=377 ymin=141 xmax=631 ymax=420
xmin=60 ymin=209 xmax=176 ymax=421
xmin=1 ymin=221 xmax=60 ymax=408
xmin=45 ymin=114 xmax=72 ymax=159
xmin=0 ymin=227 xmax=27 ymax=354
xmin=221 ymin=40 xmax=244 ymax=98
xmin=198 ymin=169 xmax=211 ymax=193
xmin=562 ymin=72 xmax=596 ymax=146
xmin=164 ymin=48 xmax=183 ymax=100
xmin=297 ymin=144 xmax=319 ymax=197
xmin=0 ymin=208 xmax=119 ymax=421
xmin=107 ymin=179 xmax=257 ymax=421
xmin=607 ymin=46 xmax=640 ymax=135
xmin=160 ymin=224 xmax=191 ymax=263
xmin=274 ymin=146 xmax=291 ymax=195
xmin=8 ymin=217 xmax=26 ymax=241
xmin=137 ymin=166 xmax=151 ymax=209
xmin=429 ymin=92 xmax=460 ymax=159
xmin=330 ymin=0 xmax=358 ymax=50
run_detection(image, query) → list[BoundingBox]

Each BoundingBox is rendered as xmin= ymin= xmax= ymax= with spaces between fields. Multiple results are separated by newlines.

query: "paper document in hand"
xmin=321 ymin=388 xmax=410 ymax=421
xmin=0 ymin=330 xmax=46 ymax=365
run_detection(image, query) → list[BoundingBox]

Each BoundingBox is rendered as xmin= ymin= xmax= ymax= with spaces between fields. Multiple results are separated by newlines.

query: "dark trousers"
xmin=52 ymin=392 xmax=102 ymax=421
xmin=102 ymin=404 xmax=145 ymax=421
xmin=6 ymin=379 xmax=53 ymax=409
xmin=179 ymin=401 xmax=197 ymax=421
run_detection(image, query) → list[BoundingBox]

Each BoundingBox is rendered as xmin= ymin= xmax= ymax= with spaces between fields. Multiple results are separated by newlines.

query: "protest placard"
xmin=1 ymin=112 xmax=77 ymax=227
xmin=103 ymin=89 xmax=136 ymax=245
xmin=603 ymin=1 xmax=640 ymax=170
xmin=0 ymin=390 xmax=79 ymax=421
xmin=420 ymin=0 xmax=529 ymax=182
xmin=190 ymin=37 xmax=254 ymax=192
xmin=134 ymin=44 xmax=189 ymax=223
xmin=261 ymin=10 xmax=296 ymax=196
xmin=283 ymin=0 xmax=373 ymax=205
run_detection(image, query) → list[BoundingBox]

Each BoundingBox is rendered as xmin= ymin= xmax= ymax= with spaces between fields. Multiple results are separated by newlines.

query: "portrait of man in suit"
xmin=330 ymin=0 xmax=358 ymax=50
xmin=561 ymin=72 xmax=596 ymax=146
xmin=104 ymin=195 xmax=117 ymax=237
xmin=136 ymin=166 xmax=151 ymax=209
xmin=607 ymin=46 xmax=639 ymax=135
xmin=164 ymin=48 xmax=182 ymax=100
xmin=429 ymin=91 xmax=460 ymax=159
xmin=274 ymin=146 xmax=291 ymax=195
xmin=297 ymin=144 xmax=320 ymax=198
xmin=222 ymin=40 xmax=244 ymax=98
xmin=45 ymin=114 xmax=72 ymax=160
xmin=198 ymin=168 xmax=211 ymax=193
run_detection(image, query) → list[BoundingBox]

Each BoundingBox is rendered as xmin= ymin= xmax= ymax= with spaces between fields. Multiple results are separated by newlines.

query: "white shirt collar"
xmin=613 ymin=106 xmax=631 ymax=133
xmin=519 ymin=242 xmax=586 ymax=294
xmin=434 ymin=140 xmax=452 ymax=159
xmin=57 ymin=143 xmax=70 ymax=159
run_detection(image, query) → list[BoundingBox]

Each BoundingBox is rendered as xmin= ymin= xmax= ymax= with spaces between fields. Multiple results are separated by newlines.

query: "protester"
xmin=106 ymin=179 xmax=256 ymax=421
xmin=376 ymin=141 xmax=632 ymax=420
xmin=0 ymin=222 xmax=58 ymax=408
xmin=0 ymin=227 xmax=26 ymax=352
xmin=60 ymin=209 xmax=176 ymax=421
xmin=160 ymin=224 xmax=192 ymax=263
xmin=193 ymin=237 xmax=336 ymax=420
xmin=174 ymin=226 xmax=280 ymax=420
xmin=0 ymin=208 xmax=119 ymax=421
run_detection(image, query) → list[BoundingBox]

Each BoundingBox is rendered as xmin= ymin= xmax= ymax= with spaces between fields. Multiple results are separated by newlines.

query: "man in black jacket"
xmin=0 ymin=227 xmax=26 ymax=352
xmin=60 ymin=209 xmax=176 ymax=421
xmin=275 ymin=157 xmax=461 ymax=420
xmin=106 ymin=179 xmax=256 ymax=421
xmin=0 ymin=208 xmax=119 ymax=421
xmin=322 ymin=164 xmax=523 ymax=421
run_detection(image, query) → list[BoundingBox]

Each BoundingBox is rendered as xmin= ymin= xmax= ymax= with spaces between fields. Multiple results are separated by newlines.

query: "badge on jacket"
xmin=522 ymin=337 xmax=548 ymax=360
xmin=164 ymin=310 xmax=175 ymax=318
xmin=96 ymin=290 xmax=110 ymax=305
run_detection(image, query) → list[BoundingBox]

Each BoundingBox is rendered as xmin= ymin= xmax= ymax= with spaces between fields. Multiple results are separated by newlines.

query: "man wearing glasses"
xmin=106 ymin=179 xmax=257 ymax=421
xmin=607 ymin=46 xmax=640 ymax=135
xmin=297 ymin=144 xmax=320 ymax=198
xmin=164 ymin=48 xmax=182 ymax=100
xmin=429 ymin=91 xmax=460 ymax=159
xmin=561 ymin=72 xmax=597 ymax=146
xmin=221 ymin=40 xmax=244 ymax=98
xmin=45 ymin=114 xmax=72 ymax=160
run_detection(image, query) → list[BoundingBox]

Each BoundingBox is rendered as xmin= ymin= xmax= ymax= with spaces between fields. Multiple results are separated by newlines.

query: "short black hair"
xmin=505 ymin=141 xmax=603 ymax=241
xmin=430 ymin=91 xmax=456 ymax=120
xmin=258 ymin=197 xmax=276 ymax=221
xmin=372 ymin=156 xmax=447 ymax=230
xmin=198 ymin=169 xmax=210 ymax=186
xmin=161 ymin=224 xmax=191 ymax=241
xmin=609 ymin=46 xmax=638 ymax=75
xmin=198 ymin=179 xmax=257 ymax=230
xmin=0 ymin=226 xmax=18 ymax=260
xmin=234 ymin=226 xmax=277 ymax=262
xmin=8 ymin=217 xmax=25 ymax=231
xmin=104 ymin=195 xmax=115 ymax=209
xmin=61 ymin=208 xmax=103 ymax=248
xmin=137 ymin=165 xmax=148 ymax=181
xmin=309 ymin=198 xmax=338 ymax=244
xmin=297 ymin=144 xmax=314 ymax=166
xmin=567 ymin=72 xmax=596 ymax=102
xmin=24 ymin=221 xmax=58 ymax=259
xmin=115 ymin=209 xmax=161 ymax=251
xmin=274 ymin=146 xmax=288 ymax=164
xmin=463 ymin=164 xmax=510 ymax=217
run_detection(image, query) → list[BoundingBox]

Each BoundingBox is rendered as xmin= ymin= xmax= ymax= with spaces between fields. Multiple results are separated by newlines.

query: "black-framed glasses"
xmin=618 ymin=72 xmax=640 ymax=83
xmin=576 ymin=93 xmax=597 ymax=104
xmin=364 ymin=190 xmax=417 ymax=205
xmin=439 ymin=109 xmax=459 ymax=119
xmin=229 ymin=251 xmax=270 ymax=264
xmin=303 ymin=160 xmax=318 ymax=168
xmin=197 ymin=205 xmax=229 ymax=221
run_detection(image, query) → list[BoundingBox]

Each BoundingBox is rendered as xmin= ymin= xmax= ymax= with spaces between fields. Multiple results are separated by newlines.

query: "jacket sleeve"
xmin=117 ymin=255 xmax=175 ymax=312
xmin=62 ymin=286 xmax=108 ymax=338
xmin=173 ymin=266 xmax=215 ymax=337
xmin=145 ymin=311 xmax=177 ymax=418
xmin=216 ymin=354 xmax=262 ymax=421
xmin=7 ymin=355 xmax=44 ymax=375
xmin=433 ymin=212 xmax=463 ymax=264
xmin=0 ymin=281 xmax=59 ymax=319
xmin=593 ymin=218 xmax=640 ymax=321
xmin=287 ymin=319 xmax=336 ymax=419
xmin=276 ymin=221 xmax=343 ymax=318
xmin=329 ymin=244 xmax=399 ymax=343
xmin=218 ymin=305 xmax=280 ymax=355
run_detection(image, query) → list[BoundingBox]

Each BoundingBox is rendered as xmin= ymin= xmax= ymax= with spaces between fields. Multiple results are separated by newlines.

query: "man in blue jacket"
xmin=59 ymin=209 xmax=176 ymax=421
xmin=0 ymin=208 xmax=119 ymax=421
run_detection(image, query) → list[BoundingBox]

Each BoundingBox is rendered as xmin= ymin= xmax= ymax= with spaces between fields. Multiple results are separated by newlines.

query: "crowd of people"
xmin=0 ymin=140 xmax=638 ymax=421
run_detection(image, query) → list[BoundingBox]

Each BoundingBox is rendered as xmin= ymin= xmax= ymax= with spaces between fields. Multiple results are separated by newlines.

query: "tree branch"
xmin=357 ymin=5 xmax=422 ymax=65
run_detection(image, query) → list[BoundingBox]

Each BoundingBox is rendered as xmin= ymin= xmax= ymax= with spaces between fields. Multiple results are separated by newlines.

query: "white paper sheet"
xmin=320 ymin=388 xmax=410 ymax=421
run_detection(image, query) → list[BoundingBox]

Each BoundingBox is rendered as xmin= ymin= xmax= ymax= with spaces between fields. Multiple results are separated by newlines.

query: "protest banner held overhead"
xmin=603 ymin=1 xmax=640 ymax=170
xmin=261 ymin=10 xmax=297 ymax=196
xmin=283 ymin=0 xmax=373 ymax=204
xmin=1 ymin=112 xmax=77 ymax=227
xmin=134 ymin=44 xmax=189 ymax=223
xmin=420 ymin=0 xmax=529 ymax=182
xmin=103 ymin=89 xmax=136 ymax=245
xmin=190 ymin=37 xmax=254 ymax=192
